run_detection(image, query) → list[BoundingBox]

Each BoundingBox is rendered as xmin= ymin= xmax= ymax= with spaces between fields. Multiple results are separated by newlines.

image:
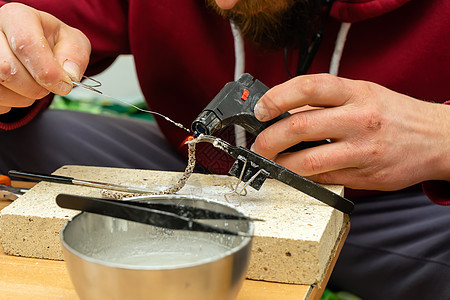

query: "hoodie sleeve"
xmin=421 ymin=100 xmax=450 ymax=206
xmin=0 ymin=0 xmax=130 ymax=130
xmin=0 ymin=95 xmax=52 ymax=130
xmin=346 ymin=175 xmax=450 ymax=207
xmin=422 ymin=181 xmax=450 ymax=206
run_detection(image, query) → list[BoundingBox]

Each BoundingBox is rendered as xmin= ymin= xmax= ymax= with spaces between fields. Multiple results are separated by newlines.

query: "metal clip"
xmin=229 ymin=157 xmax=249 ymax=197
xmin=229 ymin=155 xmax=270 ymax=192
xmin=71 ymin=76 xmax=103 ymax=94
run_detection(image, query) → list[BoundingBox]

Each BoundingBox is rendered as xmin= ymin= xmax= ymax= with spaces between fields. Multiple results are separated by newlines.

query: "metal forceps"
xmin=0 ymin=184 xmax=28 ymax=201
xmin=56 ymin=193 xmax=259 ymax=236
xmin=195 ymin=135 xmax=355 ymax=215
xmin=71 ymin=76 xmax=103 ymax=94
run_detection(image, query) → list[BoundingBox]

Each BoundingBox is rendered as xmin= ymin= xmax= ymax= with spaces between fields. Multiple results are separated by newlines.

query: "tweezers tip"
xmin=236 ymin=232 xmax=254 ymax=237
xmin=251 ymin=217 xmax=265 ymax=222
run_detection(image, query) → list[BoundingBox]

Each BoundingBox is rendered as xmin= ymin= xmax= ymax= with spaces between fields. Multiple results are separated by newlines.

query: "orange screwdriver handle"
xmin=0 ymin=175 xmax=11 ymax=186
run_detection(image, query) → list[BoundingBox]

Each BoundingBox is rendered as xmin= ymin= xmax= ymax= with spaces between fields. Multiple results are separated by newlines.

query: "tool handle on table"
xmin=8 ymin=170 xmax=74 ymax=184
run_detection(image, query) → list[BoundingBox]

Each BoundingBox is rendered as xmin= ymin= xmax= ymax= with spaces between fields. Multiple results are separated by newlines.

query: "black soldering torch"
xmin=192 ymin=73 xmax=288 ymax=137
xmin=192 ymin=73 xmax=327 ymax=149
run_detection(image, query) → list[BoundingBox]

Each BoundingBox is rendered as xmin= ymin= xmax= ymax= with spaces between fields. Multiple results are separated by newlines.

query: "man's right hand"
xmin=0 ymin=2 xmax=91 ymax=114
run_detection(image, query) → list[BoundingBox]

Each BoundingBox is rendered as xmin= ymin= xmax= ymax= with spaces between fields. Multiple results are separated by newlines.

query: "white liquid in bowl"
xmin=114 ymin=240 xmax=230 ymax=266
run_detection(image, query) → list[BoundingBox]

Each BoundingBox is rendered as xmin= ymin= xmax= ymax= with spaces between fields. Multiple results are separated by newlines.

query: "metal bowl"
xmin=60 ymin=195 xmax=254 ymax=300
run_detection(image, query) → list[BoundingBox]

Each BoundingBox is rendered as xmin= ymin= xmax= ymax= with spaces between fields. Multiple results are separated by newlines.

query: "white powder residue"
xmin=10 ymin=37 xmax=16 ymax=51
xmin=10 ymin=61 xmax=17 ymax=75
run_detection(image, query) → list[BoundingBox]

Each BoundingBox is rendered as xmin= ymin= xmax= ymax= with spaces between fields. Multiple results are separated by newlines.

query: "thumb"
xmin=53 ymin=24 xmax=91 ymax=82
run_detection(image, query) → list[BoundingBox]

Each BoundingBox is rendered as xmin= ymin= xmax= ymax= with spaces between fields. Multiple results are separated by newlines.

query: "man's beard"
xmin=205 ymin=0 xmax=321 ymax=50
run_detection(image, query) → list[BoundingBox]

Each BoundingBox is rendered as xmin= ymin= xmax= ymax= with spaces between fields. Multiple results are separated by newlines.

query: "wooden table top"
xmin=0 ymin=247 xmax=312 ymax=299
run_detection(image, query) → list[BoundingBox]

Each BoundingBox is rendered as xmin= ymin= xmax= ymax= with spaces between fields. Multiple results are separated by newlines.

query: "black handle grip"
xmin=8 ymin=170 xmax=74 ymax=184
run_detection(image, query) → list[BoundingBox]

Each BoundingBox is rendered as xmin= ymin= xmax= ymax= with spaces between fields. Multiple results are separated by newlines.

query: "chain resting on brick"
xmin=101 ymin=137 xmax=197 ymax=199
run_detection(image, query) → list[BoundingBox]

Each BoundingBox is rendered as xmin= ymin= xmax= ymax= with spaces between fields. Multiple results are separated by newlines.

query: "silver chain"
xmin=101 ymin=137 xmax=197 ymax=199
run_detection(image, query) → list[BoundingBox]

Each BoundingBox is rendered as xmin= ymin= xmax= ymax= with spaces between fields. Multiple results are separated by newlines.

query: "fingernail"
xmin=254 ymin=101 xmax=267 ymax=121
xmin=250 ymin=143 xmax=255 ymax=152
xmin=63 ymin=59 xmax=81 ymax=81
xmin=54 ymin=80 xmax=73 ymax=95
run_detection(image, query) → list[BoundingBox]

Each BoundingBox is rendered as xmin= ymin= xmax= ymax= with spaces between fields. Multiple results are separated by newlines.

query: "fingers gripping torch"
xmin=190 ymin=73 xmax=354 ymax=215
xmin=192 ymin=73 xmax=327 ymax=151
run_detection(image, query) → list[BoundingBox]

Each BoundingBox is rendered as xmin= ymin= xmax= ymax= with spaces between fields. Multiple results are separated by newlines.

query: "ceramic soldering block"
xmin=0 ymin=165 xmax=346 ymax=285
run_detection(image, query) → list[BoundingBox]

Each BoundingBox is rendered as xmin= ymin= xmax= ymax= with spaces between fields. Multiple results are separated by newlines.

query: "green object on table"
xmin=321 ymin=288 xmax=362 ymax=300
xmin=322 ymin=289 xmax=340 ymax=300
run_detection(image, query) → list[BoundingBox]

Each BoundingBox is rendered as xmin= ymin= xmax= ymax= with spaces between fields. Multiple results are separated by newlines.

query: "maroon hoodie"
xmin=0 ymin=0 xmax=448 ymax=204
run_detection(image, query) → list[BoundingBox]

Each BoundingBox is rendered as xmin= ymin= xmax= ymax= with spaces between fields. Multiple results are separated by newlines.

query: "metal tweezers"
xmin=196 ymin=135 xmax=355 ymax=215
xmin=56 ymin=194 xmax=257 ymax=236
xmin=71 ymin=76 xmax=103 ymax=94
xmin=0 ymin=184 xmax=28 ymax=201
